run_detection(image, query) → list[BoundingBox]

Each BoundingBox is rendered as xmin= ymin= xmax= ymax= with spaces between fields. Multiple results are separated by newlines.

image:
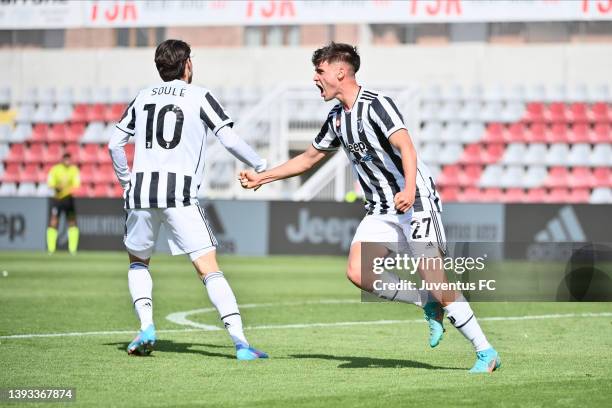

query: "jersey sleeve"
xmin=312 ymin=117 xmax=340 ymax=152
xmin=47 ymin=165 xmax=57 ymax=187
xmin=200 ymin=92 xmax=233 ymax=134
xmin=116 ymin=97 xmax=137 ymax=135
xmin=70 ymin=166 xmax=81 ymax=189
xmin=368 ymin=95 xmax=406 ymax=138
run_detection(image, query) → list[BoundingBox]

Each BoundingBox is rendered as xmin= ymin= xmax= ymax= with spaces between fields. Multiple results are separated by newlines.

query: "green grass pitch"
xmin=0 ymin=251 xmax=611 ymax=407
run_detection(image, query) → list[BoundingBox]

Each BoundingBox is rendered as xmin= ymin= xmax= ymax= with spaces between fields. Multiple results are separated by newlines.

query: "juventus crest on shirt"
xmin=114 ymin=79 xmax=232 ymax=209
xmin=312 ymin=87 xmax=441 ymax=215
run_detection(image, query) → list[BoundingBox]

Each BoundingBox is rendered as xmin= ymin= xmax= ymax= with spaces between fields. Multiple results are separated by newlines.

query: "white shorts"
xmin=351 ymin=210 xmax=447 ymax=257
xmin=124 ymin=204 xmax=217 ymax=260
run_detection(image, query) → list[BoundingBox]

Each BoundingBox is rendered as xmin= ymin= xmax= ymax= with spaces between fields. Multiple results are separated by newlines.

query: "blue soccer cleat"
xmin=236 ymin=344 xmax=269 ymax=361
xmin=423 ymin=301 xmax=445 ymax=348
xmin=127 ymin=324 xmax=156 ymax=356
xmin=469 ymin=347 xmax=501 ymax=373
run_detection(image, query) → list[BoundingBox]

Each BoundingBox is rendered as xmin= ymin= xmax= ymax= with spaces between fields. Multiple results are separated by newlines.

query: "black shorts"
xmin=50 ymin=196 xmax=76 ymax=219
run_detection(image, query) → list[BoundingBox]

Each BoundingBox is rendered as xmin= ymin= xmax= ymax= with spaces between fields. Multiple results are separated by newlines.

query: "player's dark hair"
xmin=154 ymin=39 xmax=191 ymax=82
xmin=312 ymin=42 xmax=360 ymax=74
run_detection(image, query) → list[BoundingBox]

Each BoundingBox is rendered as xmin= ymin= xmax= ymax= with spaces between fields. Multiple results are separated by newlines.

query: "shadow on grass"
xmin=289 ymin=354 xmax=462 ymax=370
xmin=105 ymin=340 xmax=235 ymax=359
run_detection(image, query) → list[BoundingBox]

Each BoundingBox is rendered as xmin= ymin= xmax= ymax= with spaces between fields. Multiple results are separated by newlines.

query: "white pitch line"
xmin=1 ymin=312 xmax=611 ymax=340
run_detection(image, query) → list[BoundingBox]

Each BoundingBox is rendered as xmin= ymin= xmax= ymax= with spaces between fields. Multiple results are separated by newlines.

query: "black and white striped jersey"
xmin=312 ymin=87 xmax=441 ymax=215
xmin=115 ymin=79 xmax=232 ymax=209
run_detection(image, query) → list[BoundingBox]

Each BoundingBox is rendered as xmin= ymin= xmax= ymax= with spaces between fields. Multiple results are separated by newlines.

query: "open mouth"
xmin=315 ymin=84 xmax=324 ymax=96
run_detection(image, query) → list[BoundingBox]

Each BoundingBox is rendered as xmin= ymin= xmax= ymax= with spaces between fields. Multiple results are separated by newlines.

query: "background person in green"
xmin=46 ymin=152 xmax=80 ymax=254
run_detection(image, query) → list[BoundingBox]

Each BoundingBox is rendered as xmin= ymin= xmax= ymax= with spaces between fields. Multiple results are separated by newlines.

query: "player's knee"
xmin=346 ymin=262 xmax=361 ymax=286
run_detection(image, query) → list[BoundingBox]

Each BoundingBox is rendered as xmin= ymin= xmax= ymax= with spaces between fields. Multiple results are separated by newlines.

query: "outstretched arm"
xmin=216 ymin=126 xmax=267 ymax=172
xmin=239 ymin=145 xmax=328 ymax=189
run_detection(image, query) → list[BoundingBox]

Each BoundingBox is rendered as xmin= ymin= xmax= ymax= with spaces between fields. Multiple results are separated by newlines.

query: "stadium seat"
xmin=2 ymin=163 xmax=21 ymax=182
xmin=507 ymin=122 xmax=527 ymax=142
xmin=82 ymin=122 xmax=105 ymax=143
xmin=110 ymin=182 xmax=124 ymax=198
xmin=24 ymin=143 xmax=45 ymax=164
xmin=526 ymin=84 xmax=546 ymax=102
xmin=523 ymin=143 xmax=548 ymax=165
xmin=568 ymin=167 xmax=594 ymax=188
xmin=478 ymin=164 xmax=503 ymax=187
xmin=66 ymin=123 xmax=85 ymax=143
xmin=31 ymin=123 xmax=49 ymax=143
xmin=35 ymin=183 xmax=52 ymax=197
xmin=65 ymin=143 xmax=81 ymax=163
xmin=0 ymin=125 xmax=10 ymax=143
xmin=80 ymin=163 xmax=96 ymax=183
xmin=483 ymin=143 xmax=505 ymax=164
xmin=71 ymin=104 xmax=88 ymax=123
xmin=438 ymin=101 xmax=462 ymax=122
xmin=567 ymin=188 xmax=590 ymax=204
xmin=500 ymin=101 xmax=524 ymax=123
xmin=460 ymin=144 xmax=485 ymax=164
xmin=437 ymin=164 xmax=460 ymax=187
xmin=593 ymin=167 xmax=612 ymax=187
xmin=9 ymin=124 xmax=32 ymax=143
xmin=483 ymin=84 xmax=504 ymax=102
xmin=503 ymin=188 xmax=526 ymax=203
xmin=20 ymin=164 xmax=42 ymax=182
xmin=481 ymin=188 xmax=503 ymax=202
xmin=593 ymin=123 xmax=610 ymax=143
xmin=523 ymin=166 xmax=548 ymax=188
xmin=45 ymin=143 xmax=63 ymax=163
xmin=439 ymin=186 xmax=459 ymax=202
xmin=479 ymin=101 xmax=503 ymax=122
xmin=545 ymin=167 xmax=570 ymax=188
xmin=591 ymin=102 xmax=611 ymax=123
xmin=523 ymin=102 xmax=546 ymax=123
xmin=461 ymin=164 xmax=483 ymax=186
xmin=566 ymin=123 xmax=591 ymax=143
xmin=567 ymin=143 xmax=592 ymax=167
xmin=458 ymin=101 xmax=481 ymax=122
xmin=420 ymin=142 xmax=443 ymax=164
xmin=33 ymin=104 xmax=53 ymax=123
xmin=4 ymin=144 xmax=25 ymax=164
xmin=440 ymin=122 xmax=463 ymax=143
xmin=546 ymin=84 xmax=566 ymax=103
xmin=419 ymin=122 xmax=443 ymax=143
xmin=546 ymin=187 xmax=571 ymax=203
xmin=438 ymin=143 xmax=464 ymax=164
xmin=459 ymin=122 xmax=485 ymax=143
xmin=525 ymin=187 xmax=546 ymax=203
xmin=73 ymin=183 xmax=93 ymax=198
xmin=94 ymin=164 xmax=115 ymax=183
xmin=528 ymin=123 xmax=551 ymax=143
xmin=547 ymin=102 xmax=568 ymax=123
xmin=0 ymin=182 xmax=17 ymax=196
xmin=459 ymin=186 xmax=483 ymax=202
xmin=590 ymin=187 xmax=612 ymax=204
xmin=484 ymin=123 xmax=505 ymax=143
xmin=15 ymin=104 xmax=35 ymax=124
xmin=107 ymin=103 xmax=126 ymax=122
xmin=420 ymin=102 xmax=441 ymax=122
xmin=56 ymin=87 xmax=74 ymax=105
xmin=88 ymin=104 xmax=107 ymax=122
xmin=569 ymin=103 xmax=590 ymax=124
xmin=93 ymin=183 xmax=112 ymax=197
xmin=0 ymin=143 xmax=8 ymax=160
xmin=545 ymin=144 xmax=570 ymax=166
xmin=500 ymin=165 xmax=525 ymax=188
xmin=47 ymin=123 xmax=67 ymax=143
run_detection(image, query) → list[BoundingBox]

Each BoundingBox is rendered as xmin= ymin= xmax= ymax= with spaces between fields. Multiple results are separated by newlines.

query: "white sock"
xmin=203 ymin=271 xmax=249 ymax=347
xmin=443 ymin=296 xmax=491 ymax=352
xmin=371 ymin=271 xmax=429 ymax=307
xmin=128 ymin=262 xmax=153 ymax=331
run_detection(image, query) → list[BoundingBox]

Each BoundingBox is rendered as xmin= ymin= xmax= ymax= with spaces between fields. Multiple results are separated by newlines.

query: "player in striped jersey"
xmin=109 ymin=39 xmax=268 ymax=360
xmin=240 ymin=42 xmax=499 ymax=372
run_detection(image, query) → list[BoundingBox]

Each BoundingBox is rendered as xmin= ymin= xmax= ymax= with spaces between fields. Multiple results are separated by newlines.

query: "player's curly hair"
xmin=311 ymin=42 xmax=360 ymax=75
xmin=154 ymin=39 xmax=191 ymax=82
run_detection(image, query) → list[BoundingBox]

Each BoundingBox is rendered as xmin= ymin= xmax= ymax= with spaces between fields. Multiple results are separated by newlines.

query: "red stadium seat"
xmin=568 ymin=167 xmax=594 ymax=188
xmin=437 ymin=165 xmax=460 ymax=187
xmin=483 ymin=143 xmax=505 ymax=163
xmin=80 ymin=144 xmax=100 ymax=162
xmin=593 ymin=167 xmax=612 ymax=187
xmin=47 ymin=124 xmax=67 ymax=143
xmin=569 ymin=103 xmax=590 ymax=124
xmin=503 ymin=188 xmax=526 ymax=203
xmin=525 ymin=188 xmax=546 ymax=203
xmin=545 ymin=167 xmax=570 ymax=188
xmin=5 ymin=144 xmax=26 ymax=164
xmin=567 ymin=188 xmax=590 ymax=203
xmin=439 ymin=186 xmax=459 ymax=202
xmin=66 ymin=123 xmax=85 ymax=143
xmin=73 ymin=183 xmax=93 ymax=198
xmin=591 ymin=102 xmax=611 ymax=124
xmin=45 ymin=143 xmax=63 ymax=163
xmin=528 ymin=123 xmax=550 ymax=143
xmin=459 ymin=186 xmax=483 ymax=202
xmin=568 ymin=123 xmax=592 ymax=143
xmin=24 ymin=143 xmax=46 ymax=164
xmin=97 ymin=144 xmax=112 ymax=164
xmin=21 ymin=163 xmax=43 ymax=182
xmin=593 ymin=123 xmax=611 ymax=143
xmin=523 ymin=102 xmax=546 ymax=123
xmin=31 ymin=123 xmax=49 ymax=143
xmin=93 ymin=183 xmax=112 ymax=197
xmin=549 ymin=123 xmax=569 ymax=143
xmin=71 ymin=104 xmax=88 ymax=123
xmin=64 ymin=143 xmax=81 ymax=163
xmin=94 ymin=164 xmax=115 ymax=183
xmin=507 ymin=122 xmax=527 ymax=142
xmin=79 ymin=163 xmax=96 ymax=184
xmin=88 ymin=104 xmax=107 ymax=122
xmin=2 ymin=163 xmax=21 ymax=182
xmin=460 ymin=144 xmax=486 ymax=164
xmin=546 ymin=187 xmax=571 ymax=203
xmin=110 ymin=183 xmax=125 ymax=198
xmin=460 ymin=164 xmax=483 ymax=186
xmin=107 ymin=104 xmax=127 ymax=122
xmin=124 ymin=143 xmax=135 ymax=165
xmin=481 ymin=188 xmax=503 ymax=202
xmin=547 ymin=103 xmax=568 ymax=123
xmin=484 ymin=123 xmax=505 ymax=143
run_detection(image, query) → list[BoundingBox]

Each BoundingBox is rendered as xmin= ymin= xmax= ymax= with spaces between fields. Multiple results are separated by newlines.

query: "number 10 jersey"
xmin=116 ymin=79 xmax=232 ymax=209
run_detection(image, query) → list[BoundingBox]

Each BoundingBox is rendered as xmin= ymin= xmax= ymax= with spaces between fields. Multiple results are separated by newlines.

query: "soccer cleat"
xmin=469 ymin=347 xmax=501 ymax=373
xmin=235 ymin=344 xmax=269 ymax=361
xmin=423 ymin=301 xmax=445 ymax=348
xmin=127 ymin=324 xmax=156 ymax=356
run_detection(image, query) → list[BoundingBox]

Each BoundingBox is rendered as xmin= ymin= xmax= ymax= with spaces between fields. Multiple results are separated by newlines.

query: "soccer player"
xmin=108 ymin=39 xmax=268 ymax=360
xmin=47 ymin=152 xmax=80 ymax=255
xmin=239 ymin=42 xmax=500 ymax=372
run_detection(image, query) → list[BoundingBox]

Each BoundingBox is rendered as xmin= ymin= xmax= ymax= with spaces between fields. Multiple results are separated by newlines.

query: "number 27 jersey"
xmin=116 ymin=79 xmax=232 ymax=209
